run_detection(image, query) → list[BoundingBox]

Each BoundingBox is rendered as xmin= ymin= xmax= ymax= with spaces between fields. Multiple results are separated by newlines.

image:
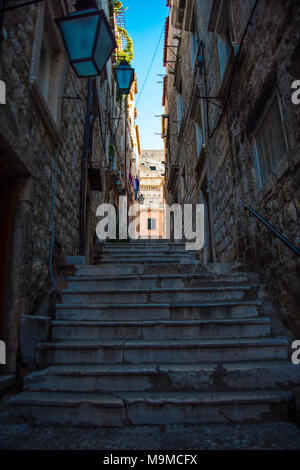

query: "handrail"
xmin=244 ymin=204 xmax=300 ymax=258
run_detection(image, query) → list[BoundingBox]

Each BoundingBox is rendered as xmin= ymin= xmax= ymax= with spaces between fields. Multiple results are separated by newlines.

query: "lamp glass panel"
xmin=116 ymin=68 xmax=132 ymax=90
xmin=58 ymin=15 xmax=99 ymax=61
xmin=94 ymin=19 xmax=116 ymax=72
xmin=73 ymin=61 xmax=98 ymax=77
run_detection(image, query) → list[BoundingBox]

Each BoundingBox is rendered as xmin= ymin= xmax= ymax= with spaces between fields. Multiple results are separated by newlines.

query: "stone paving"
xmin=0 ymin=421 xmax=300 ymax=450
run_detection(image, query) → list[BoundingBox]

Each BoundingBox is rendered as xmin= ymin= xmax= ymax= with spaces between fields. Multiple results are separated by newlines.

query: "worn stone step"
xmin=61 ymin=286 xmax=256 ymax=305
xmin=76 ymin=263 xmax=245 ymax=276
xmin=101 ymin=247 xmax=195 ymax=254
xmin=51 ymin=318 xmax=271 ymax=341
xmin=95 ymin=256 xmax=198 ymax=264
xmin=67 ymin=273 xmax=254 ymax=290
xmin=102 ymin=241 xmax=186 ymax=247
xmin=35 ymin=337 xmax=288 ymax=365
xmin=56 ymin=300 xmax=261 ymax=321
xmin=7 ymin=390 xmax=293 ymax=426
xmin=102 ymin=245 xmax=192 ymax=252
xmin=23 ymin=361 xmax=300 ymax=393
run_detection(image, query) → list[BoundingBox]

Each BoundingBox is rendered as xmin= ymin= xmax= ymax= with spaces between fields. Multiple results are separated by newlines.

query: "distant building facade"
xmin=163 ymin=0 xmax=300 ymax=334
xmin=139 ymin=150 xmax=165 ymax=239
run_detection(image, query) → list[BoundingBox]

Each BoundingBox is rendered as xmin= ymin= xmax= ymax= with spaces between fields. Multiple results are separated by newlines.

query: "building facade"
xmin=139 ymin=150 xmax=165 ymax=239
xmin=0 ymin=0 xmax=138 ymax=374
xmin=163 ymin=0 xmax=300 ymax=334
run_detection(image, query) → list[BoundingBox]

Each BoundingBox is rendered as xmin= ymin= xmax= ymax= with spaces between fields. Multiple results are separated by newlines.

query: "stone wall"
xmin=0 ymin=0 xmax=131 ymax=372
xmin=164 ymin=0 xmax=300 ymax=334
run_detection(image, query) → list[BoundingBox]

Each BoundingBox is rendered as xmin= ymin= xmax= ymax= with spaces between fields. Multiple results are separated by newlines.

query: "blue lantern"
xmin=55 ymin=1 xmax=116 ymax=78
xmin=115 ymin=60 xmax=135 ymax=95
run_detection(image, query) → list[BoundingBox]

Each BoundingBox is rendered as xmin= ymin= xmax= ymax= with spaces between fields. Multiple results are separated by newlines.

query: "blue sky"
xmin=123 ymin=0 xmax=168 ymax=150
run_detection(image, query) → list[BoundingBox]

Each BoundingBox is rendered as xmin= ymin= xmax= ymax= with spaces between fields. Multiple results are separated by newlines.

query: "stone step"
xmin=67 ymin=273 xmax=254 ymax=290
xmin=101 ymin=247 xmax=195 ymax=254
xmin=102 ymin=246 xmax=192 ymax=253
xmin=102 ymin=241 xmax=186 ymax=246
xmin=76 ymin=263 xmax=245 ymax=276
xmin=95 ymin=256 xmax=198 ymax=264
xmin=51 ymin=318 xmax=271 ymax=341
xmin=61 ymin=286 xmax=256 ymax=305
xmin=56 ymin=300 xmax=261 ymax=321
xmin=7 ymin=390 xmax=293 ymax=426
xmin=35 ymin=337 xmax=288 ymax=365
xmin=24 ymin=361 xmax=300 ymax=393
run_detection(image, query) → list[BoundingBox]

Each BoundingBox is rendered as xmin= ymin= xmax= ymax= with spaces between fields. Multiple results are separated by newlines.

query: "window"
xmin=30 ymin=2 xmax=65 ymax=137
xmin=254 ymin=94 xmax=288 ymax=187
xmin=193 ymin=98 xmax=205 ymax=157
xmin=148 ymin=218 xmax=157 ymax=230
xmin=180 ymin=165 xmax=186 ymax=195
xmin=177 ymin=81 xmax=184 ymax=132
xmin=38 ymin=30 xmax=54 ymax=103
xmin=190 ymin=12 xmax=198 ymax=68
xmin=208 ymin=1 xmax=234 ymax=80
xmin=217 ymin=20 xmax=233 ymax=79
xmin=150 ymin=166 xmax=156 ymax=171
xmin=195 ymin=123 xmax=203 ymax=157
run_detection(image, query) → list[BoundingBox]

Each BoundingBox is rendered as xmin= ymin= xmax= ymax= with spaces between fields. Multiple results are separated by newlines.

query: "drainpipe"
xmin=79 ymin=77 xmax=94 ymax=256
xmin=206 ymin=185 xmax=216 ymax=263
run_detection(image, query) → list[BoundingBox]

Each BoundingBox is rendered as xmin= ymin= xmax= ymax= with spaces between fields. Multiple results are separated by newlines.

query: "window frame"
xmin=147 ymin=218 xmax=157 ymax=231
xmin=208 ymin=0 xmax=235 ymax=83
xmin=189 ymin=10 xmax=199 ymax=69
xmin=177 ymin=81 xmax=184 ymax=132
xmin=29 ymin=2 xmax=66 ymax=141
xmin=253 ymin=90 xmax=289 ymax=188
xmin=193 ymin=96 xmax=206 ymax=158
xmin=216 ymin=13 xmax=233 ymax=80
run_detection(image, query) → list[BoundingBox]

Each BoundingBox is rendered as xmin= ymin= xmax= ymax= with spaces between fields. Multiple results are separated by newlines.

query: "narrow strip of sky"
xmin=124 ymin=0 xmax=168 ymax=149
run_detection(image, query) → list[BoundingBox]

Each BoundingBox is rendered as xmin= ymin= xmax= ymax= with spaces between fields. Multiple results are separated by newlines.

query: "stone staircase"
xmin=6 ymin=240 xmax=300 ymax=426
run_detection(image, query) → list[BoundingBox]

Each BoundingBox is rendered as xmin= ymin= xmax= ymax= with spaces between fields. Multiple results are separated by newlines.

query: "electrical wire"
xmin=136 ymin=23 xmax=165 ymax=106
xmin=49 ymin=145 xmax=60 ymax=289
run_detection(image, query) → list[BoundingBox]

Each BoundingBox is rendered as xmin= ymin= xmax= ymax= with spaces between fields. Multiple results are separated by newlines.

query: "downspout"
xmin=206 ymin=184 xmax=216 ymax=263
xmin=79 ymin=77 xmax=94 ymax=256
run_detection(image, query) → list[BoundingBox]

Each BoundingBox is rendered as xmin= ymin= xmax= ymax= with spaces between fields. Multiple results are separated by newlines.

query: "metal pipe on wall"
xmin=79 ymin=77 xmax=94 ymax=256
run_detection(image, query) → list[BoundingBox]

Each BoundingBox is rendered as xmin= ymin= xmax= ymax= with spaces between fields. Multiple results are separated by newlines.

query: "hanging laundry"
xmin=134 ymin=176 xmax=140 ymax=200
xmin=135 ymin=177 xmax=140 ymax=190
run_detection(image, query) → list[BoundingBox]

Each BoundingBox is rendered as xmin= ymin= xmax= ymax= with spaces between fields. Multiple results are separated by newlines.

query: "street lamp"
xmin=115 ymin=60 xmax=135 ymax=95
xmin=55 ymin=0 xmax=117 ymax=78
xmin=138 ymin=194 xmax=145 ymax=205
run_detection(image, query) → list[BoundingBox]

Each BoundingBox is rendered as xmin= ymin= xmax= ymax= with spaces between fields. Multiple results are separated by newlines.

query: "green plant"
xmin=116 ymin=90 xmax=123 ymax=104
xmin=113 ymin=1 xmax=134 ymax=64
xmin=109 ymin=144 xmax=115 ymax=157
xmin=116 ymin=27 xmax=134 ymax=64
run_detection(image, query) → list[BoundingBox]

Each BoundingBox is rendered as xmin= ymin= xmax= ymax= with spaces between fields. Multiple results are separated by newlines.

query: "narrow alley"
xmin=0 ymin=0 xmax=300 ymax=455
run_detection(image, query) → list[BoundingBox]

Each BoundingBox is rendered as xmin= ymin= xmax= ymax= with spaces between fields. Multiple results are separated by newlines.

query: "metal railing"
xmin=244 ymin=204 xmax=300 ymax=258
